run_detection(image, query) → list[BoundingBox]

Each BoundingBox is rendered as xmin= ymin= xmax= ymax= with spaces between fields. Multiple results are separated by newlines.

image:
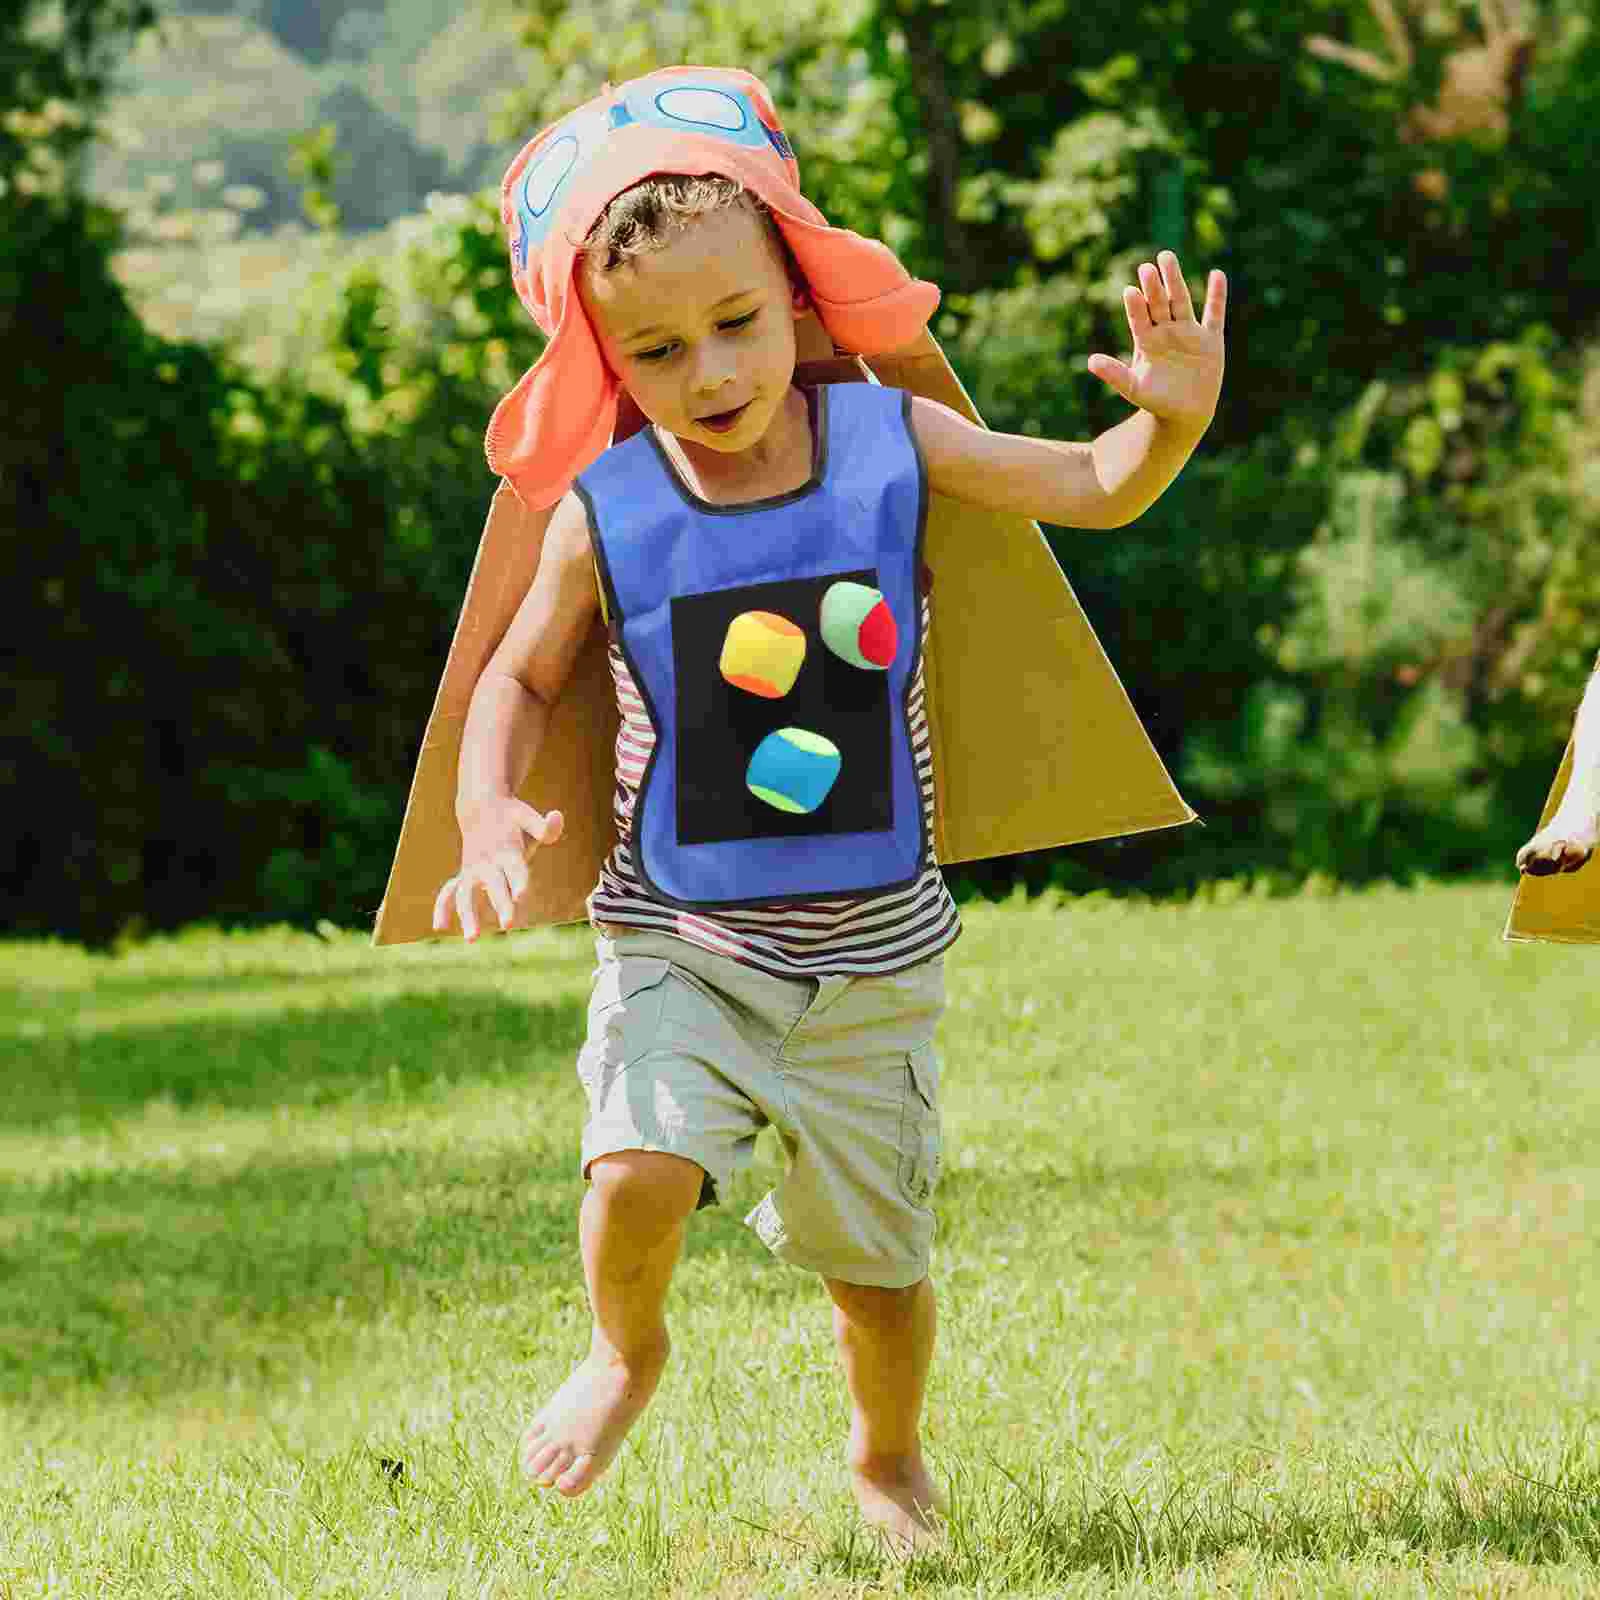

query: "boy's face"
xmin=578 ymin=201 xmax=809 ymax=457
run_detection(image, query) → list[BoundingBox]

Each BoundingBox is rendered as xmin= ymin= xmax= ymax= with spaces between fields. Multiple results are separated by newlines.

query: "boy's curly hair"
xmin=578 ymin=173 xmax=802 ymax=289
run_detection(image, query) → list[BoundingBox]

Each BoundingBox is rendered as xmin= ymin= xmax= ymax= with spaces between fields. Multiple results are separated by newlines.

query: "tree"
xmin=3 ymin=0 xmax=478 ymax=939
xmin=1305 ymin=0 xmax=1540 ymax=200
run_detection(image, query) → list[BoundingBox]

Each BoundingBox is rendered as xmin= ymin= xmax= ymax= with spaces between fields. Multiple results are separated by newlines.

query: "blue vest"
xmin=576 ymin=383 xmax=927 ymax=909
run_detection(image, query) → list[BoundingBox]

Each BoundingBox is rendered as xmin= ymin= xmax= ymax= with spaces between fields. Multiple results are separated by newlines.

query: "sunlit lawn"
xmin=5 ymin=881 xmax=1600 ymax=1597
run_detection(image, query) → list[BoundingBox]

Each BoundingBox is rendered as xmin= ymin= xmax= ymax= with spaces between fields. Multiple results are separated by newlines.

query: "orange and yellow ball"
xmin=720 ymin=610 xmax=806 ymax=698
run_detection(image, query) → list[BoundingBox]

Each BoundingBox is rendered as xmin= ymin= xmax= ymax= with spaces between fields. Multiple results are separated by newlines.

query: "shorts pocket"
xmin=896 ymin=1042 xmax=942 ymax=1208
xmin=577 ymin=955 xmax=674 ymax=1089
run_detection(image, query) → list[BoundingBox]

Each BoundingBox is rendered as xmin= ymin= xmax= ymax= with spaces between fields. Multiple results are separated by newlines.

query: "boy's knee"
xmin=588 ymin=1149 xmax=705 ymax=1228
xmin=826 ymin=1275 xmax=928 ymax=1330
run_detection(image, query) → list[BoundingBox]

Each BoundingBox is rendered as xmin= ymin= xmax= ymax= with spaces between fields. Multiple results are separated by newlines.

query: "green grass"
xmin=5 ymin=882 xmax=1600 ymax=1596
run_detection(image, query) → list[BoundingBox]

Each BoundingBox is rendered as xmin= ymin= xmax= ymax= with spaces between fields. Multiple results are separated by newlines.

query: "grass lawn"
xmin=4 ymin=881 xmax=1600 ymax=1597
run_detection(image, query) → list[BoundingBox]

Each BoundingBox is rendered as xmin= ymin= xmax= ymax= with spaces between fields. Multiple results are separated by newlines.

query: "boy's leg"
xmin=744 ymin=956 xmax=948 ymax=1544
xmin=542 ymin=926 xmax=786 ymax=1497
xmin=824 ymin=1273 xmax=945 ymax=1546
xmin=523 ymin=1149 xmax=704 ymax=1496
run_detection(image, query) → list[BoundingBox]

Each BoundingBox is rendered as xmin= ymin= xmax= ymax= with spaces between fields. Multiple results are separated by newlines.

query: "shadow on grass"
xmin=1 ymin=1135 xmax=582 ymax=1404
xmin=4 ymin=991 xmax=592 ymax=1400
xmin=3 ymin=963 xmax=580 ymax=1019
xmin=3 ymin=1134 xmax=810 ymax=1412
xmin=0 ymin=989 xmax=812 ymax=1408
xmin=2 ymin=933 xmax=591 ymax=1005
xmin=813 ymin=1453 xmax=1600 ymax=1585
xmin=5 ymin=989 xmax=587 ymax=1129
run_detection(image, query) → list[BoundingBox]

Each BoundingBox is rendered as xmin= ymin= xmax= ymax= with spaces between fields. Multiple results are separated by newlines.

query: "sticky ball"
xmin=820 ymin=581 xmax=897 ymax=671
xmin=719 ymin=610 xmax=806 ymax=698
xmin=746 ymin=727 xmax=842 ymax=814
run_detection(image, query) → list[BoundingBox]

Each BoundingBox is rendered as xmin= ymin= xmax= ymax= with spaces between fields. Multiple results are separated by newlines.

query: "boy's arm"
xmin=910 ymin=250 xmax=1225 ymax=530
xmin=455 ymin=490 xmax=599 ymax=827
xmin=1517 ymin=653 xmax=1600 ymax=875
xmin=911 ymin=398 xmax=1208 ymax=530
xmin=438 ymin=492 xmax=600 ymax=937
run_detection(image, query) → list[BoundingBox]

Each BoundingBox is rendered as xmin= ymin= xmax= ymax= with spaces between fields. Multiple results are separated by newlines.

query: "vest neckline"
xmin=646 ymin=385 xmax=828 ymax=517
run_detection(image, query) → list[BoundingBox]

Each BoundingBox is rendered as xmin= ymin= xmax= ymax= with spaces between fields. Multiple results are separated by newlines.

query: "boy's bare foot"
xmin=850 ymin=1455 xmax=948 ymax=1554
xmin=520 ymin=1340 xmax=668 ymax=1497
xmin=1518 ymin=812 xmax=1600 ymax=876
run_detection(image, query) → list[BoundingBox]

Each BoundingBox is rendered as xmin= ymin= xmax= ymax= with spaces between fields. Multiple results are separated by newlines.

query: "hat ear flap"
xmin=485 ymin=307 xmax=619 ymax=509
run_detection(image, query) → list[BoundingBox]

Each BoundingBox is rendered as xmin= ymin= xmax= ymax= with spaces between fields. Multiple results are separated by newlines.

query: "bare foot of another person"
xmin=520 ymin=1340 xmax=669 ymax=1497
xmin=1517 ymin=811 xmax=1600 ymax=876
xmin=850 ymin=1453 xmax=948 ymax=1554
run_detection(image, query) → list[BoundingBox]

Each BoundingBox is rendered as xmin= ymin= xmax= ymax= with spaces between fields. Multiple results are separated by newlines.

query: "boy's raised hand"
xmin=1088 ymin=250 xmax=1227 ymax=433
xmin=433 ymin=798 xmax=564 ymax=941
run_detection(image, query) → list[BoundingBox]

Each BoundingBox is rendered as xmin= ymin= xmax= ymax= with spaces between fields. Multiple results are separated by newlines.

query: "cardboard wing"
xmin=372 ymin=322 xmax=1196 ymax=946
xmin=1504 ymin=739 xmax=1600 ymax=943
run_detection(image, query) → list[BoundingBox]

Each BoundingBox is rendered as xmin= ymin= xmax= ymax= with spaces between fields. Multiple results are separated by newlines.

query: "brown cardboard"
xmin=1504 ymin=739 xmax=1600 ymax=943
xmin=372 ymin=321 xmax=1196 ymax=945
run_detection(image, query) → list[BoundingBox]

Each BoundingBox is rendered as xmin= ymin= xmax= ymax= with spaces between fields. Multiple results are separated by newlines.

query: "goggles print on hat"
xmin=511 ymin=77 xmax=794 ymax=268
xmin=484 ymin=64 xmax=939 ymax=511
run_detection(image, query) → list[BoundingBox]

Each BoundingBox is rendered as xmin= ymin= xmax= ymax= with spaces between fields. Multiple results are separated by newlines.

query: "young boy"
xmin=430 ymin=66 xmax=1225 ymax=1548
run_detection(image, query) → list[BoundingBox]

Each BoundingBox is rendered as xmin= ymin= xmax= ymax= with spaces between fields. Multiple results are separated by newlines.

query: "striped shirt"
xmin=588 ymin=598 xmax=961 ymax=978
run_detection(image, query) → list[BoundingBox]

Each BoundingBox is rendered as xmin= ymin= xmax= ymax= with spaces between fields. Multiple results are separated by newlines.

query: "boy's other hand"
xmin=433 ymin=798 xmax=565 ymax=940
xmin=1517 ymin=810 xmax=1599 ymax=877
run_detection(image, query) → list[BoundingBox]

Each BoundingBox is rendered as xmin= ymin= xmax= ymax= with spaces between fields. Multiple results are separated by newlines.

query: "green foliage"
xmin=855 ymin=0 xmax=1600 ymax=457
xmin=16 ymin=0 xmax=1600 ymax=936
xmin=916 ymin=0 xmax=1600 ymax=899
xmin=5 ymin=176 xmax=517 ymax=941
xmin=92 ymin=16 xmax=338 ymax=231
xmin=1168 ymin=328 xmax=1599 ymax=886
xmin=1007 ymin=104 xmax=1181 ymax=266
xmin=1335 ymin=334 xmax=1600 ymax=736
xmin=286 ymin=120 xmax=341 ymax=229
xmin=1182 ymin=471 xmax=1487 ymax=880
xmin=88 ymin=9 xmax=483 ymax=241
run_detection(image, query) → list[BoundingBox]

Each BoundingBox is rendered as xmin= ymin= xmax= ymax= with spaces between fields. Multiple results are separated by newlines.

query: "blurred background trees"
xmin=7 ymin=0 xmax=1600 ymax=939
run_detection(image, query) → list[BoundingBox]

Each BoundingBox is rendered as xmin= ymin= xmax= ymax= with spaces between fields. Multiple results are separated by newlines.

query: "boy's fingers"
xmin=505 ymin=852 xmax=531 ymax=902
xmin=513 ymin=800 xmax=565 ymax=848
xmin=432 ymin=877 xmax=457 ymax=932
xmin=480 ymin=868 xmax=514 ymax=930
xmin=1159 ymin=250 xmax=1196 ymax=320
xmin=494 ymin=848 xmax=529 ymax=908
xmin=1201 ymin=269 xmax=1227 ymax=333
xmin=455 ymin=879 xmax=481 ymax=941
xmin=1138 ymin=261 xmax=1169 ymax=320
xmin=1124 ymin=283 xmax=1153 ymax=337
xmin=511 ymin=799 xmax=545 ymax=841
xmin=1087 ymin=353 xmax=1133 ymax=401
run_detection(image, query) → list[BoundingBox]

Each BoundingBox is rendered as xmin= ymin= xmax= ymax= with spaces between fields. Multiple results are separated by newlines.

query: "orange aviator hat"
xmin=484 ymin=65 xmax=941 ymax=510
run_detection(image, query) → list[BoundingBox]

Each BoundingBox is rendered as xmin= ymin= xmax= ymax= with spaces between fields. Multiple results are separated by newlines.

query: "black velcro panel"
xmin=672 ymin=570 xmax=894 ymax=845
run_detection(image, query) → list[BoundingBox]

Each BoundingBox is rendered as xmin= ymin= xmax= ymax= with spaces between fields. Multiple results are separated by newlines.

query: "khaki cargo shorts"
xmin=576 ymin=925 xmax=946 ymax=1288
